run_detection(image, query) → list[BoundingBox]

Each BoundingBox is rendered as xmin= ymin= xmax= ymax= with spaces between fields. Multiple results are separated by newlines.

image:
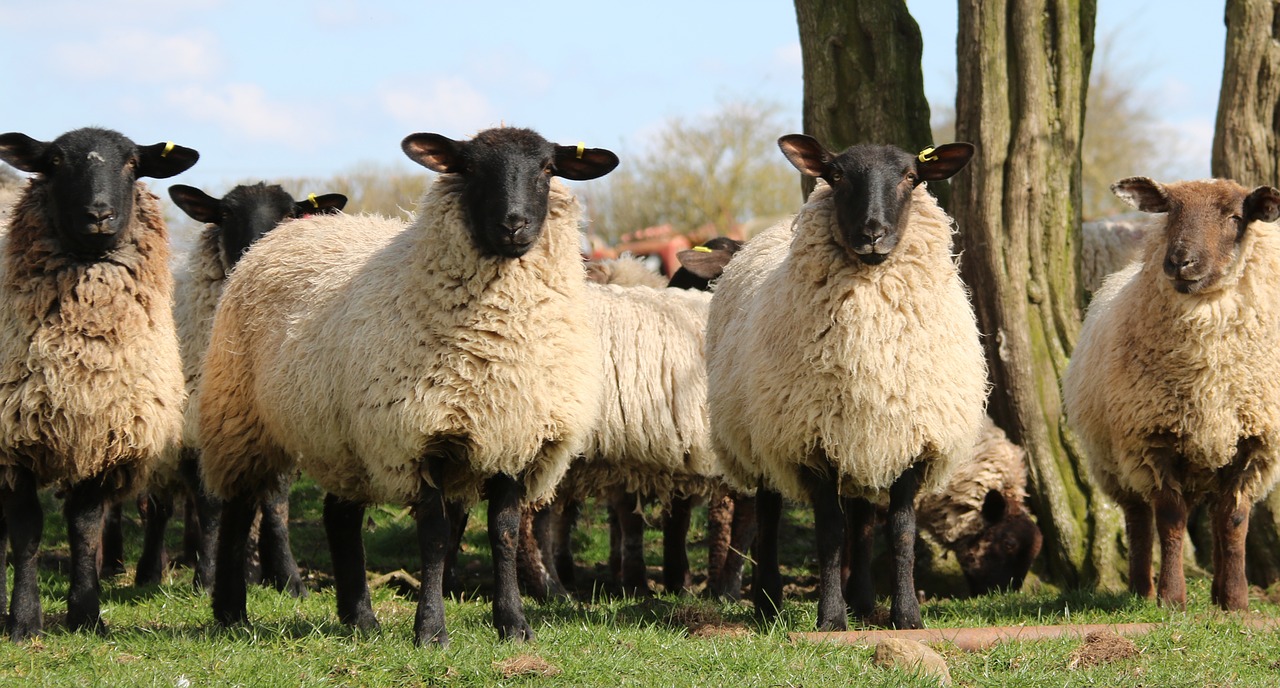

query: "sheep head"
xmin=169 ymin=182 xmax=347 ymax=272
xmin=954 ymin=489 xmax=1043 ymax=596
xmin=0 ymin=127 xmax=198 ymax=256
xmin=777 ymin=135 xmax=973 ymax=265
xmin=401 ymin=127 xmax=618 ymax=259
xmin=1112 ymin=176 xmax=1280 ymax=295
xmin=669 ymin=236 xmax=743 ymax=290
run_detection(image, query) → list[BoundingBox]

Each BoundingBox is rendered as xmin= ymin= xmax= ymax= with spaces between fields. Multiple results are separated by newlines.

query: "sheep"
xmin=1080 ymin=215 xmax=1147 ymax=294
xmin=197 ymin=126 xmax=618 ymax=646
xmin=0 ymin=127 xmax=198 ymax=639
xmin=130 ymin=182 xmax=346 ymax=590
xmin=705 ymin=135 xmax=986 ymax=631
xmin=1063 ymin=176 xmax=1280 ymax=611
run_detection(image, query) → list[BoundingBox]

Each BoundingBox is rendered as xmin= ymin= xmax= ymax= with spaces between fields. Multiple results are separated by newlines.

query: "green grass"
xmin=3 ymin=481 xmax=1280 ymax=687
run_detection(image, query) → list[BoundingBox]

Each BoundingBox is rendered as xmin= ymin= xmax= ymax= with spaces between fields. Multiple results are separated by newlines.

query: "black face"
xmin=402 ymin=127 xmax=619 ymax=259
xmin=956 ymin=490 xmax=1043 ymax=595
xmin=0 ymin=127 xmax=198 ymax=257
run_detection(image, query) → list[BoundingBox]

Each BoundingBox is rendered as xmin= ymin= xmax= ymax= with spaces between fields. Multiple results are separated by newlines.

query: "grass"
xmin=3 ymin=480 xmax=1280 ymax=687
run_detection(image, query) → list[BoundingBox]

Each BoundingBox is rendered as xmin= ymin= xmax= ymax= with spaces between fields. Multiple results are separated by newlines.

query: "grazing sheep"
xmin=1063 ymin=176 xmax=1280 ymax=610
xmin=0 ymin=127 xmax=198 ymax=639
xmin=706 ymin=136 xmax=986 ymax=630
xmin=198 ymin=127 xmax=617 ymax=645
xmin=133 ymin=182 xmax=346 ymax=590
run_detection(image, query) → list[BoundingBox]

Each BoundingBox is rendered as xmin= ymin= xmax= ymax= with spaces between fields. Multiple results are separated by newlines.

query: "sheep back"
xmin=916 ymin=417 xmax=1028 ymax=546
xmin=173 ymin=229 xmax=226 ymax=451
xmin=0 ymin=182 xmax=184 ymax=495
xmin=585 ymin=256 xmax=668 ymax=289
xmin=707 ymin=182 xmax=987 ymax=502
xmin=199 ymin=176 xmax=601 ymax=507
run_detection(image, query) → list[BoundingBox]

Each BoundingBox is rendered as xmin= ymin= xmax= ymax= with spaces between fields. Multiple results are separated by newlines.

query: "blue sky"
xmin=1 ymin=1 xmax=1224 ymax=197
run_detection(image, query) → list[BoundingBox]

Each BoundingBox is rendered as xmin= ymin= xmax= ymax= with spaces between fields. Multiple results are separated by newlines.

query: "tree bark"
xmin=1211 ymin=0 xmax=1280 ymax=589
xmin=793 ymin=0 xmax=946 ymax=206
xmin=952 ymin=0 xmax=1123 ymax=589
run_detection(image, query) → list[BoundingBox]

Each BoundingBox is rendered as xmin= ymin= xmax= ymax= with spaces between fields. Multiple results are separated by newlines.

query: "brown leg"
xmin=1154 ymin=486 xmax=1188 ymax=609
xmin=1122 ymin=500 xmax=1155 ymax=599
xmin=1211 ymin=494 xmax=1251 ymax=611
xmin=704 ymin=493 xmax=733 ymax=595
xmin=609 ymin=490 xmax=652 ymax=596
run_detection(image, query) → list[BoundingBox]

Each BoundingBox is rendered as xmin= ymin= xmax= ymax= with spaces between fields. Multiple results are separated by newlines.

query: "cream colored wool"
xmin=173 ymin=229 xmax=226 ymax=450
xmin=198 ymin=175 xmax=602 ymax=507
xmin=1064 ymin=190 xmax=1280 ymax=507
xmin=585 ymin=256 xmax=668 ymax=289
xmin=916 ymin=417 xmax=1028 ymax=546
xmin=706 ymin=182 xmax=988 ymax=502
xmin=0 ymin=182 xmax=184 ymax=496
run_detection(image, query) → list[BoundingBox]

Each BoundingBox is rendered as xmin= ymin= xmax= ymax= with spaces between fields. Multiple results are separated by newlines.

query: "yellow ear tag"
xmin=576 ymin=142 xmax=585 ymax=159
xmin=917 ymin=146 xmax=939 ymax=163
xmin=692 ymin=246 xmax=713 ymax=253
xmin=161 ymin=141 xmax=175 ymax=158
xmin=308 ymin=193 xmax=320 ymax=208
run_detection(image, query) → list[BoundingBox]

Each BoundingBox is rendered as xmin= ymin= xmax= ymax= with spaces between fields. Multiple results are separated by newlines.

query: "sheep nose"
xmin=863 ymin=220 xmax=887 ymax=241
xmin=503 ymin=215 xmax=529 ymax=234
xmin=86 ymin=206 xmax=115 ymax=226
xmin=1164 ymin=250 xmax=1197 ymax=276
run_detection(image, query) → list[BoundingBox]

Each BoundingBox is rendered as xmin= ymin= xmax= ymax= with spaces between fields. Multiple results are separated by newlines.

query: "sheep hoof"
xmin=817 ymin=615 xmax=848 ymax=632
xmin=6 ymin=619 xmax=43 ymax=642
xmin=890 ymin=609 xmax=924 ymax=631
xmin=497 ymin=619 xmax=534 ymax=643
xmin=68 ymin=613 xmax=107 ymax=636
xmin=416 ymin=629 xmax=450 ymax=649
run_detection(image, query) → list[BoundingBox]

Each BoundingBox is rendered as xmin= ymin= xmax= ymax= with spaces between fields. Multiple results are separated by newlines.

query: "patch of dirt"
xmin=494 ymin=654 xmax=562 ymax=679
xmin=1067 ymin=630 xmax=1138 ymax=669
xmin=689 ymin=623 xmax=752 ymax=639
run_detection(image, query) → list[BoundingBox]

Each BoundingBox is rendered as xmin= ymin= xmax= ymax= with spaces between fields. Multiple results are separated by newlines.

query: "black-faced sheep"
xmin=0 ymin=127 xmax=198 ymax=639
xmin=197 ymin=127 xmax=617 ymax=645
xmin=706 ymin=136 xmax=986 ymax=631
xmin=1063 ymin=176 xmax=1280 ymax=610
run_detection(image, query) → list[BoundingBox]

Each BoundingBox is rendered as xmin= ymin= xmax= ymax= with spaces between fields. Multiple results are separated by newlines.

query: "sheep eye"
xmin=906 ymin=172 xmax=919 ymax=184
xmin=126 ymin=157 xmax=139 ymax=170
xmin=50 ymin=153 xmax=62 ymax=167
xmin=830 ymin=169 xmax=843 ymax=182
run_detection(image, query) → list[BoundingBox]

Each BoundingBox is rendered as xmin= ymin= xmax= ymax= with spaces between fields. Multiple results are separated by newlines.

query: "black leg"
xmin=2 ymin=469 xmax=43 ymax=640
xmin=844 ymin=497 xmax=877 ymax=620
xmin=99 ymin=501 xmax=125 ymax=579
xmin=553 ymin=498 xmax=581 ymax=587
xmin=0 ymin=509 xmax=7 ymax=618
xmin=609 ymin=491 xmax=652 ymax=596
xmin=443 ymin=500 xmax=468 ymax=598
xmin=753 ymin=487 xmax=783 ymax=620
xmin=192 ymin=487 xmax=222 ymax=591
xmin=607 ymin=505 xmax=622 ymax=582
xmin=177 ymin=451 xmax=204 ymax=570
xmin=321 ymin=493 xmax=378 ymax=630
xmin=212 ymin=494 xmax=255 ymax=626
xmin=257 ymin=481 xmax=306 ymax=598
xmin=663 ymin=497 xmax=693 ymax=595
xmin=135 ymin=492 xmax=174 ymax=586
xmin=414 ymin=477 xmax=451 ymax=647
xmin=63 ymin=480 xmax=107 ymax=633
xmin=887 ymin=465 xmax=923 ymax=629
xmin=803 ymin=470 xmax=847 ymax=631
xmin=487 ymin=473 xmax=533 ymax=642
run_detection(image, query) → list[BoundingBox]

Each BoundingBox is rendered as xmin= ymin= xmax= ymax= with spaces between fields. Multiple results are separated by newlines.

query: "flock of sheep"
xmin=0 ymin=123 xmax=1276 ymax=647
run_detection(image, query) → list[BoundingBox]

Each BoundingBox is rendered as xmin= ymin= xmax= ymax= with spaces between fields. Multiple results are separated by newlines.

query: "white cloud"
xmin=53 ymin=29 xmax=223 ymax=82
xmin=165 ymin=84 xmax=330 ymax=148
xmin=378 ymin=78 xmax=497 ymax=134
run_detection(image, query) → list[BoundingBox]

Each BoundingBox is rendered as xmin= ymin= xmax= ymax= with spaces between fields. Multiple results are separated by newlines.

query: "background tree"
xmin=951 ymin=0 xmax=1122 ymax=588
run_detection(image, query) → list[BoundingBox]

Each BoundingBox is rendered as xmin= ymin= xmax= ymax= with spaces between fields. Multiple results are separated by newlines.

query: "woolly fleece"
xmin=198 ymin=176 xmax=602 ymax=506
xmin=916 ymin=417 xmax=1029 ymax=546
xmin=585 ymin=256 xmax=668 ymax=289
xmin=173 ymin=228 xmax=226 ymax=450
xmin=706 ymin=182 xmax=988 ymax=501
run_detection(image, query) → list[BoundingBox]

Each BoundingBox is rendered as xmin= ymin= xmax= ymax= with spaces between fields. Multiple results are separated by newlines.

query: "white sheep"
xmin=197 ymin=127 xmax=618 ymax=646
xmin=1080 ymin=215 xmax=1147 ymax=294
xmin=706 ymin=135 xmax=987 ymax=631
xmin=0 ymin=127 xmax=198 ymax=639
xmin=1063 ymin=176 xmax=1280 ymax=611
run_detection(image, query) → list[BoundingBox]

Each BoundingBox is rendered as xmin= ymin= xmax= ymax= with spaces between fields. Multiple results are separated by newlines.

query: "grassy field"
xmin=2 ymin=480 xmax=1280 ymax=687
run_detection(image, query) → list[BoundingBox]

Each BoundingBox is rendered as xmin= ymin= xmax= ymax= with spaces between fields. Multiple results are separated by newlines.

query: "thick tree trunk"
xmin=1212 ymin=0 xmax=1280 ymax=589
xmin=952 ymin=0 xmax=1122 ymax=589
xmin=793 ymin=0 xmax=945 ymax=206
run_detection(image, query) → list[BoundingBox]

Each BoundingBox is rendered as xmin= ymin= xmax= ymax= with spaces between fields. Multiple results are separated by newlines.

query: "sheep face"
xmin=169 ymin=182 xmax=347 ymax=272
xmin=670 ymin=237 xmax=743 ymax=290
xmin=0 ymin=127 xmax=198 ymax=256
xmin=402 ymin=127 xmax=618 ymax=258
xmin=955 ymin=490 xmax=1043 ymax=595
xmin=1112 ymin=177 xmax=1280 ymax=295
xmin=777 ymin=135 xmax=973 ymax=265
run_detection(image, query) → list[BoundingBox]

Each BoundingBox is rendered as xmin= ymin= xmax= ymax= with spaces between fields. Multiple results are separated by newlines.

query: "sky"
xmin=0 ymin=1 xmax=1226 ymax=203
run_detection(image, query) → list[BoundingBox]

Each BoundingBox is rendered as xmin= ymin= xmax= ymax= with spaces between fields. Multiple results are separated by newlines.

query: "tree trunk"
xmin=1211 ymin=0 xmax=1280 ymax=589
xmin=952 ymin=0 xmax=1123 ymax=589
xmin=793 ymin=0 xmax=946 ymax=206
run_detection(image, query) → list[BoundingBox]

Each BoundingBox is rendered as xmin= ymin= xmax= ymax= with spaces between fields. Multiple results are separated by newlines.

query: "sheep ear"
xmin=168 ymin=184 xmax=223 ymax=224
xmin=1244 ymin=186 xmax=1280 ymax=224
xmin=0 ymin=132 xmax=51 ymax=174
xmin=294 ymin=193 xmax=348 ymax=216
xmin=402 ymin=133 xmax=465 ymax=173
xmin=676 ymin=247 xmax=735 ymax=280
xmin=553 ymin=145 xmax=619 ymax=181
xmin=1111 ymin=176 xmax=1170 ymax=213
xmin=777 ymin=134 xmax=831 ymax=178
xmin=916 ymin=143 xmax=975 ymax=181
xmin=981 ymin=489 xmax=1008 ymax=525
xmin=138 ymin=141 xmax=200 ymax=179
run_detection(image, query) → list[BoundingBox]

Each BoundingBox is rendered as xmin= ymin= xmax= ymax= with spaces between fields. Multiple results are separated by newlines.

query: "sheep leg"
xmin=609 ymin=490 xmax=652 ymax=596
xmin=257 ymin=483 xmax=307 ymax=598
xmin=181 ymin=494 xmax=200 ymax=567
xmin=413 ymin=478 xmax=450 ymax=647
xmin=516 ymin=505 xmax=551 ymax=600
xmin=553 ymin=498 xmax=581 ymax=587
xmin=753 ymin=487 xmax=784 ymax=620
xmin=887 ymin=465 xmax=923 ymax=630
xmin=716 ymin=492 xmax=756 ymax=601
xmin=177 ymin=449 xmax=203 ymax=568
xmin=1153 ymin=486 xmax=1188 ymax=609
xmin=532 ymin=503 xmax=569 ymax=598
xmin=212 ymin=494 xmax=256 ymax=626
xmin=135 ymin=492 xmax=175 ymax=586
xmin=99 ymin=501 xmax=125 ymax=578
xmin=321 ymin=493 xmax=378 ymax=631
xmin=192 ymin=486 xmax=222 ymax=591
xmin=607 ymin=504 xmax=622 ymax=581
xmin=0 ymin=510 xmax=7 ymax=618
xmin=2 ymin=469 xmax=43 ymax=640
xmin=844 ymin=496 xmax=877 ymax=621
xmin=803 ymin=470 xmax=847 ymax=632
xmin=1122 ymin=499 xmax=1155 ymax=599
xmin=704 ymin=493 xmax=733 ymax=595
xmin=443 ymin=500 xmax=468 ymax=597
xmin=64 ymin=479 xmax=107 ymax=634
xmin=486 ymin=473 xmax=533 ymax=642
xmin=1210 ymin=494 xmax=1250 ymax=610
xmin=662 ymin=496 xmax=693 ymax=595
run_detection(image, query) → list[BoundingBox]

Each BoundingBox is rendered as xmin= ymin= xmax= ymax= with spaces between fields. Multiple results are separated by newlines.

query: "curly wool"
xmin=1064 ymin=197 xmax=1280 ymax=506
xmin=706 ymin=182 xmax=988 ymax=501
xmin=916 ymin=417 xmax=1028 ymax=546
xmin=173 ymin=229 xmax=226 ymax=451
xmin=199 ymin=176 xmax=602 ymax=507
xmin=585 ymin=256 xmax=668 ymax=289
xmin=0 ymin=181 xmax=184 ymax=495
